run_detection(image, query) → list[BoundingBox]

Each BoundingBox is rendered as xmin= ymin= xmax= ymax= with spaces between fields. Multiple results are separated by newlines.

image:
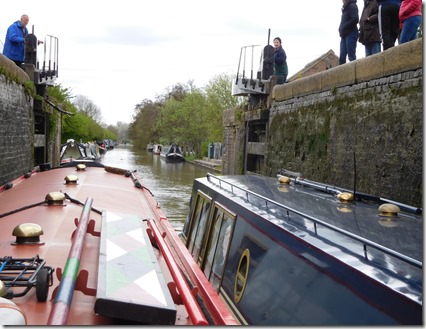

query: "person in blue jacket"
xmin=273 ymin=37 xmax=288 ymax=84
xmin=377 ymin=0 xmax=401 ymax=50
xmin=339 ymin=0 xmax=359 ymax=64
xmin=3 ymin=15 xmax=29 ymax=67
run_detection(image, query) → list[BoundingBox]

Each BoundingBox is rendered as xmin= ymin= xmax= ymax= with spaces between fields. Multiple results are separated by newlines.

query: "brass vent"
xmin=76 ymin=164 xmax=86 ymax=171
xmin=45 ymin=192 xmax=66 ymax=205
xmin=336 ymin=192 xmax=354 ymax=202
xmin=64 ymin=174 xmax=78 ymax=184
xmin=12 ymin=223 xmax=44 ymax=245
xmin=278 ymin=176 xmax=290 ymax=184
xmin=378 ymin=203 xmax=400 ymax=217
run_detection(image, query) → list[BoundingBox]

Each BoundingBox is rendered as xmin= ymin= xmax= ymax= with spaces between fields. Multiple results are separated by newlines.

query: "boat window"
xmin=203 ymin=205 xmax=235 ymax=291
xmin=186 ymin=192 xmax=212 ymax=260
xmin=234 ymin=249 xmax=250 ymax=303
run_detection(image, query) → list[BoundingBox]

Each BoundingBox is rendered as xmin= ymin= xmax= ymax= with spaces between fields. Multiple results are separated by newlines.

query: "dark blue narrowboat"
xmin=181 ymin=173 xmax=423 ymax=325
xmin=160 ymin=144 xmax=185 ymax=163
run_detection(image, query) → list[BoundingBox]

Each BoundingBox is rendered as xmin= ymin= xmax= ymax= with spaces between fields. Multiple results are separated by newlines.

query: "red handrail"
xmin=146 ymin=219 xmax=208 ymax=326
xmin=158 ymin=218 xmax=239 ymax=325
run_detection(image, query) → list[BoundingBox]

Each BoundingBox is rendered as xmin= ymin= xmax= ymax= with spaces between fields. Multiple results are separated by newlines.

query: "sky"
xmin=0 ymin=0 xmax=369 ymax=126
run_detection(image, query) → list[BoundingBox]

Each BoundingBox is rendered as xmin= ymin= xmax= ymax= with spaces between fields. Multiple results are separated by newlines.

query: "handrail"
xmin=47 ymin=197 xmax=93 ymax=325
xmin=157 ymin=217 xmax=239 ymax=325
xmin=206 ymin=174 xmax=422 ymax=269
xmin=145 ymin=219 xmax=209 ymax=326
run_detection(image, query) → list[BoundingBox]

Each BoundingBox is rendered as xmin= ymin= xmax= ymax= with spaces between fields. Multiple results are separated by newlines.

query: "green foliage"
xmin=47 ymin=84 xmax=117 ymax=143
xmin=129 ymin=73 xmax=241 ymax=157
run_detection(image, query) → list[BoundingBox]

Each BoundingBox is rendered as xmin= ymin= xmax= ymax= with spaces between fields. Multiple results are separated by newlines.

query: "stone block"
xmin=0 ymin=54 xmax=30 ymax=85
xmin=383 ymin=38 xmax=422 ymax=76
xmin=291 ymin=73 xmax=322 ymax=97
xmin=321 ymin=61 xmax=356 ymax=91
xmin=355 ymin=53 xmax=384 ymax=82
xmin=272 ymin=82 xmax=292 ymax=102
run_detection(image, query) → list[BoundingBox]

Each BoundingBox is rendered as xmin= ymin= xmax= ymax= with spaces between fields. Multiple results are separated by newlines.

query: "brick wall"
xmin=0 ymin=74 xmax=34 ymax=185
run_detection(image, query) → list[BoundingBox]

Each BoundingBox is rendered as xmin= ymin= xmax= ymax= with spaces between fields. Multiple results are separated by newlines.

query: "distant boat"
xmin=147 ymin=143 xmax=154 ymax=152
xmin=160 ymin=144 xmax=184 ymax=162
xmin=60 ymin=139 xmax=98 ymax=165
xmin=152 ymin=144 xmax=163 ymax=155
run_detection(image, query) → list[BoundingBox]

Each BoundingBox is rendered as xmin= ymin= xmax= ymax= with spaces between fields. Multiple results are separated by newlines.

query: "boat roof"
xmin=194 ymin=173 xmax=423 ymax=302
xmin=0 ymin=163 xmax=238 ymax=325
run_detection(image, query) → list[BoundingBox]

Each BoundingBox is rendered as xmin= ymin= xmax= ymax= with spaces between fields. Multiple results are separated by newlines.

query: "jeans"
xmin=378 ymin=4 xmax=400 ymax=50
xmin=364 ymin=42 xmax=381 ymax=56
xmin=399 ymin=16 xmax=422 ymax=44
xmin=339 ymin=30 xmax=359 ymax=64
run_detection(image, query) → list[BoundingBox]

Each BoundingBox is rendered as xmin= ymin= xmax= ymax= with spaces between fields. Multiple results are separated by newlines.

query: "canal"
xmin=100 ymin=144 xmax=212 ymax=232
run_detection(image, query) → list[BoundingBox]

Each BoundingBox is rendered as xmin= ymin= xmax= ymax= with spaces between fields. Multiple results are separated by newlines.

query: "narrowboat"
xmin=160 ymin=144 xmax=185 ymax=163
xmin=181 ymin=173 xmax=423 ymax=325
xmin=60 ymin=139 xmax=100 ymax=164
xmin=152 ymin=144 xmax=163 ymax=155
xmin=0 ymin=161 xmax=238 ymax=325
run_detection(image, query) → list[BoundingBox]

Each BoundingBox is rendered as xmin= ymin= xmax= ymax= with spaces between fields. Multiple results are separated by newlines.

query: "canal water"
xmin=100 ymin=144 xmax=211 ymax=232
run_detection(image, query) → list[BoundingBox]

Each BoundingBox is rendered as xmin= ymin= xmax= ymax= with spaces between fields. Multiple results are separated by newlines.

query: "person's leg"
xmin=347 ymin=31 xmax=358 ymax=61
xmin=380 ymin=4 xmax=393 ymax=50
xmin=400 ymin=16 xmax=422 ymax=44
xmin=371 ymin=42 xmax=381 ymax=55
xmin=339 ymin=37 xmax=348 ymax=64
xmin=389 ymin=4 xmax=401 ymax=45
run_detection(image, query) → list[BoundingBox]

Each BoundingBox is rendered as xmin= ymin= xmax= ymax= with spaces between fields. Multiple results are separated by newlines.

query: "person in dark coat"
xmin=273 ymin=37 xmax=288 ymax=84
xmin=3 ymin=15 xmax=29 ymax=67
xmin=359 ymin=0 xmax=382 ymax=56
xmin=339 ymin=0 xmax=359 ymax=64
xmin=377 ymin=0 xmax=402 ymax=50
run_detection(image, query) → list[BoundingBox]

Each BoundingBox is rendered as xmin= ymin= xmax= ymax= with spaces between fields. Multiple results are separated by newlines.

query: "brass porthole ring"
xmin=234 ymin=248 xmax=250 ymax=303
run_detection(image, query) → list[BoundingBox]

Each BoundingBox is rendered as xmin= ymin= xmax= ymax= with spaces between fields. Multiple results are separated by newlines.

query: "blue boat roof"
xmin=194 ymin=174 xmax=423 ymax=298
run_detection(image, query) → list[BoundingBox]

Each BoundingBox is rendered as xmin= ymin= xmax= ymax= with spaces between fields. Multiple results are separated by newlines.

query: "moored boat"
xmin=152 ymin=143 xmax=163 ymax=155
xmin=160 ymin=144 xmax=185 ymax=163
xmin=0 ymin=161 xmax=238 ymax=325
xmin=181 ymin=172 xmax=423 ymax=325
xmin=60 ymin=139 xmax=93 ymax=164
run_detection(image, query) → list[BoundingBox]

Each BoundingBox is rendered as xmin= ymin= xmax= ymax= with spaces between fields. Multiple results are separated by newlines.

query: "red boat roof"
xmin=0 ymin=163 xmax=238 ymax=325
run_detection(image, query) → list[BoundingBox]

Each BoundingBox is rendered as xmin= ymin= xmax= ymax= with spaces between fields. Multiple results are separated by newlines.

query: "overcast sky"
xmin=1 ymin=0 xmax=367 ymax=125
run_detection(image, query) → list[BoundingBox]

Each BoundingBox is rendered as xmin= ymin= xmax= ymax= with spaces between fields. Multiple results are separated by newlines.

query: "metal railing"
xmin=206 ymin=173 xmax=422 ymax=269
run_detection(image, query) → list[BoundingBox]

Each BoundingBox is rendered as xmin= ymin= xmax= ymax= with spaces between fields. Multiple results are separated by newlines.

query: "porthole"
xmin=234 ymin=248 xmax=250 ymax=303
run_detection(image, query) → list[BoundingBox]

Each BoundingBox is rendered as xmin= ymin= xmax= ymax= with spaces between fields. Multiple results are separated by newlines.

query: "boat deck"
xmin=0 ymin=165 xmax=237 ymax=325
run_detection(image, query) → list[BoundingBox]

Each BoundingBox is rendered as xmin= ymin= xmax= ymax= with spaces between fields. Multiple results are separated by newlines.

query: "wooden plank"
xmin=95 ymin=211 xmax=176 ymax=324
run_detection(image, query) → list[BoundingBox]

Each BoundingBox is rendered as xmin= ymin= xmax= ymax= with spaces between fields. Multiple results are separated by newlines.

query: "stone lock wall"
xmin=223 ymin=39 xmax=423 ymax=207
xmin=0 ymin=57 xmax=33 ymax=186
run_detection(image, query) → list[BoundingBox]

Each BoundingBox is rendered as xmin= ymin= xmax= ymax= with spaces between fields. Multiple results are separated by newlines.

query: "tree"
xmin=73 ymin=95 xmax=103 ymax=124
xmin=203 ymin=73 xmax=242 ymax=142
xmin=128 ymin=99 xmax=162 ymax=147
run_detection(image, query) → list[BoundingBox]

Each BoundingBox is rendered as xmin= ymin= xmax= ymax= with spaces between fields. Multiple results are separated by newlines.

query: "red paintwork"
xmin=0 ymin=165 xmax=239 ymax=325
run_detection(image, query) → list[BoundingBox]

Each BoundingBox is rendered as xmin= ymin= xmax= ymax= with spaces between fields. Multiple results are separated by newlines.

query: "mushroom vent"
xmin=336 ymin=192 xmax=354 ymax=203
xmin=12 ymin=223 xmax=44 ymax=245
xmin=278 ymin=176 xmax=291 ymax=184
xmin=45 ymin=192 xmax=66 ymax=206
xmin=378 ymin=203 xmax=401 ymax=227
xmin=64 ymin=174 xmax=78 ymax=184
xmin=76 ymin=164 xmax=86 ymax=171
xmin=378 ymin=203 xmax=401 ymax=217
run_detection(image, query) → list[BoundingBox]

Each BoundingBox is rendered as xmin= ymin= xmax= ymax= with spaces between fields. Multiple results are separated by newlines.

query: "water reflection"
xmin=100 ymin=145 xmax=211 ymax=231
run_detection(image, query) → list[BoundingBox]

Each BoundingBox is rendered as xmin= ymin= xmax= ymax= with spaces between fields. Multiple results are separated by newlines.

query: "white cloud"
xmin=1 ymin=0 xmax=367 ymax=125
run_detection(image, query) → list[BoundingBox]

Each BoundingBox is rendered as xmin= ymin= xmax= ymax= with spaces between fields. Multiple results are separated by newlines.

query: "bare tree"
xmin=73 ymin=95 xmax=103 ymax=123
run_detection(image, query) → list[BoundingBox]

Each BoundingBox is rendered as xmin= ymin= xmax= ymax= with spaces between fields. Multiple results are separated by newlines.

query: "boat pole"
xmin=47 ymin=197 xmax=93 ymax=325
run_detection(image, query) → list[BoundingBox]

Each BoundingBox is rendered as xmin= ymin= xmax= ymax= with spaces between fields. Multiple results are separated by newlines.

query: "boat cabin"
xmin=181 ymin=173 xmax=423 ymax=325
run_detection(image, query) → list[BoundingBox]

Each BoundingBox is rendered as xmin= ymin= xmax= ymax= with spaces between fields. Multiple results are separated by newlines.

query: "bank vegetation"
xmin=128 ymin=73 xmax=243 ymax=158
